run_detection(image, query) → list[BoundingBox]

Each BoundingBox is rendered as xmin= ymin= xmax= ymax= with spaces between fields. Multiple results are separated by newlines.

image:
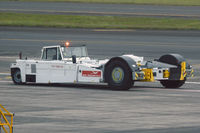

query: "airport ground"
xmin=1 ymin=1 xmax=200 ymax=133
xmin=0 ymin=27 xmax=200 ymax=133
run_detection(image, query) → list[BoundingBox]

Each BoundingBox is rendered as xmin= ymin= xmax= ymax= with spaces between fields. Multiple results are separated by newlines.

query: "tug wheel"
xmin=160 ymin=80 xmax=185 ymax=88
xmin=158 ymin=54 xmax=186 ymax=88
xmin=11 ymin=69 xmax=22 ymax=85
xmin=105 ymin=60 xmax=133 ymax=90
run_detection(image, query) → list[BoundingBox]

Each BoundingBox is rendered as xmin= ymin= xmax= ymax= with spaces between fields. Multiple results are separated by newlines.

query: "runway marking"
xmin=5 ymin=76 xmax=11 ymax=79
xmin=177 ymin=89 xmax=200 ymax=93
xmin=0 ymin=80 xmax=12 ymax=83
xmin=0 ymin=73 xmax=10 ymax=76
xmin=0 ymin=8 xmax=200 ymax=18
xmin=186 ymin=82 xmax=200 ymax=85
xmin=93 ymin=29 xmax=136 ymax=32
xmin=0 ymin=38 xmax=86 ymax=44
xmin=1 ymin=38 xmax=200 ymax=48
xmin=192 ymin=64 xmax=200 ymax=69
xmin=0 ymin=38 xmax=60 ymax=42
xmin=0 ymin=56 xmax=17 ymax=59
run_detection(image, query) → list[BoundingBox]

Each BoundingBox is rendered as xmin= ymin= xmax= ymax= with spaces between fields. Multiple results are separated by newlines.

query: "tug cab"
xmin=41 ymin=44 xmax=89 ymax=62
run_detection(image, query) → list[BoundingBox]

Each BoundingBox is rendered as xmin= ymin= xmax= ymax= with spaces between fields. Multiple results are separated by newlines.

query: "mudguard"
xmin=105 ymin=56 xmax=137 ymax=72
xmin=159 ymin=54 xmax=186 ymax=80
xmin=104 ymin=55 xmax=137 ymax=82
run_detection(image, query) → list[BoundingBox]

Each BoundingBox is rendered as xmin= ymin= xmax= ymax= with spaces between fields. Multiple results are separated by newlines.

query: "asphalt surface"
xmin=1 ymin=81 xmax=200 ymax=133
xmin=0 ymin=27 xmax=200 ymax=133
xmin=1 ymin=1 xmax=200 ymax=18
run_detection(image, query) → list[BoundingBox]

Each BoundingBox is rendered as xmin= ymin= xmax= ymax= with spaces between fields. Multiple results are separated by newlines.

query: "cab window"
xmin=42 ymin=47 xmax=57 ymax=60
xmin=42 ymin=47 xmax=62 ymax=60
xmin=47 ymin=48 xmax=57 ymax=60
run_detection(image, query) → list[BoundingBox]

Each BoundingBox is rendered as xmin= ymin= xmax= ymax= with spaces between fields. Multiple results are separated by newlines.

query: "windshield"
xmin=61 ymin=46 xmax=88 ymax=58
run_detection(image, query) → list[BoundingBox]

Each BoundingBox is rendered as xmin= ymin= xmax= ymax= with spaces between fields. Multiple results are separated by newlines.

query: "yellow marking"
xmin=135 ymin=72 xmax=138 ymax=80
xmin=180 ymin=62 xmax=186 ymax=80
xmin=0 ymin=8 xmax=200 ymax=18
xmin=190 ymin=69 xmax=194 ymax=78
xmin=5 ymin=76 xmax=11 ymax=79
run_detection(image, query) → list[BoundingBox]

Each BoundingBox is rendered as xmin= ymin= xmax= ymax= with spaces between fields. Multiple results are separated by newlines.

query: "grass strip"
xmin=2 ymin=0 xmax=200 ymax=6
xmin=1 ymin=12 xmax=200 ymax=30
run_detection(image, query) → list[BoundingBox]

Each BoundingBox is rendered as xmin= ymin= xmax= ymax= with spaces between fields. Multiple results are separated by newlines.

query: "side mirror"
xmin=72 ymin=55 xmax=76 ymax=64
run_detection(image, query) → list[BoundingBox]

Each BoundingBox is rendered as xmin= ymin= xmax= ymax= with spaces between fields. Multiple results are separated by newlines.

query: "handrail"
xmin=0 ymin=104 xmax=14 ymax=133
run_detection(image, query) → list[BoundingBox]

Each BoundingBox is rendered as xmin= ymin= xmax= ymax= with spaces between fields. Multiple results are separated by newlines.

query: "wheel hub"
xmin=112 ymin=67 xmax=124 ymax=83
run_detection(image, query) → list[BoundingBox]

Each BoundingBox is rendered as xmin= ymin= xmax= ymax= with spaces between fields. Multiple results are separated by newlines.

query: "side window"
xmin=42 ymin=48 xmax=47 ymax=60
xmin=41 ymin=47 xmax=62 ymax=60
xmin=47 ymin=48 xmax=57 ymax=60
xmin=58 ymin=48 xmax=62 ymax=60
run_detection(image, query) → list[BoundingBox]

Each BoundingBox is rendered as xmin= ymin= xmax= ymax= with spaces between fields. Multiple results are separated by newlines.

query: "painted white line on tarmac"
xmin=178 ymin=89 xmax=200 ymax=93
xmin=0 ymin=81 xmax=12 ymax=83
xmin=186 ymin=82 xmax=200 ymax=85
xmin=0 ymin=73 xmax=10 ymax=76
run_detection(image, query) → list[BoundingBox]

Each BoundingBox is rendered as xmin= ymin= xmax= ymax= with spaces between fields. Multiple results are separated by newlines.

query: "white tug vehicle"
xmin=10 ymin=42 xmax=193 ymax=90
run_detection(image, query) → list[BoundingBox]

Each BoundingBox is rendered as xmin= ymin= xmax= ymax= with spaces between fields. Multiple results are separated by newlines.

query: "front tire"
xmin=11 ymin=69 xmax=22 ymax=85
xmin=105 ymin=60 xmax=133 ymax=90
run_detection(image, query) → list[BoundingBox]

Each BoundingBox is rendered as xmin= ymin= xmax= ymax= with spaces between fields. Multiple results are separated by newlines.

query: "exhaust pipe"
xmin=19 ymin=52 xmax=22 ymax=59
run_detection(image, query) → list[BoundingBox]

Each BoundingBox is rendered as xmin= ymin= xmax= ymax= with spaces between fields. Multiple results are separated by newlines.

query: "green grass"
xmin=1 ymin=12 xmax=200 ymax=30
xmin=2 ymin=0 xmax=200 ymax=6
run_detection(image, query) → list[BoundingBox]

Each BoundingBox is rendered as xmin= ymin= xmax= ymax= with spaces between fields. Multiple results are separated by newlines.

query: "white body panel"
xmin=78 ymin=65 xmax=102 ymax=83
xmin=11 ymin=59 xmax=102 ymax=84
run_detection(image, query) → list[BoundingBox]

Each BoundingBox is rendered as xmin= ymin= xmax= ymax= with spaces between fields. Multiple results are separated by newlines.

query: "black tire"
xmin=105 ymin=60 xmax=133 ymax=90
xmin=159 ymin=54 xmax=185 ymax=66
xmin=11 ymin=69 xmax=22 ymax=85
xmin=160 ymin=80 xmax=185 ymax=88
xmin=158 ymin=54 xmax=186 ymax=88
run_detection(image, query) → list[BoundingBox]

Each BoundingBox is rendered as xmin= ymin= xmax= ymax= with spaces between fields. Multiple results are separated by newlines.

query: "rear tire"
xmin=159 ymin=54 xmax=185 ymax=66
xmin=105 ymin=60 xmax=133 ymax=90
xmin=12 ymin=69 xmax=22 ymax=85
xmin=160 ymin=80 xmax=185 ymax=88
xmin=158 ymin=54 xmax=186 ymax=88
